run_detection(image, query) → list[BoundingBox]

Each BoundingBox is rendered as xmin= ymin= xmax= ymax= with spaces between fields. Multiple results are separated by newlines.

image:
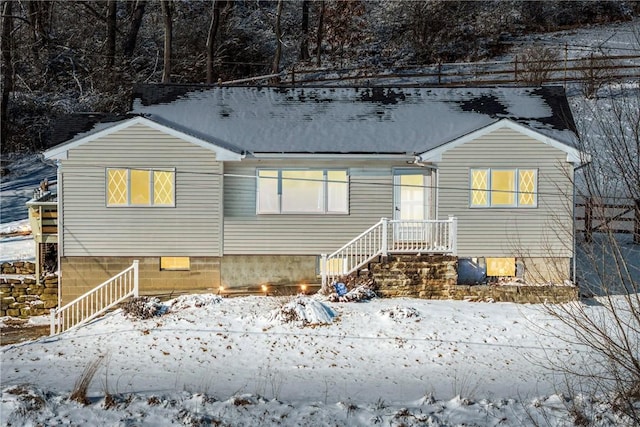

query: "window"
xmin=257 ymin=169 xmax=348 ymax=214
xmin=160 ymin=257 xmax=190 ymax=271
xmin=470 ymin=168 xmax=537 ymax=208
xmin=107 ymin=168 xmax=175 ymax=207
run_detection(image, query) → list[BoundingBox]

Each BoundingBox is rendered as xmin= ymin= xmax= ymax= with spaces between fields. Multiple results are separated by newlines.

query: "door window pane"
xmin=399 ymin=174 xmax=424 ymax=220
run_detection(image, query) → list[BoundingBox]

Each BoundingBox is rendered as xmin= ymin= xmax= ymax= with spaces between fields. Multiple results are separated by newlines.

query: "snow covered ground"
xmin=1 ymin=294 xmax=633 ymax=426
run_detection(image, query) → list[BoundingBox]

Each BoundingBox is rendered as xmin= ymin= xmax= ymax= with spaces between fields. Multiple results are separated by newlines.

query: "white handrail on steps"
xmin=321 ymin=217 xmax=457 ymax=287
xmin=50 ymin=260 xmax=139 ymax=335
xmin=321 ymin=218 xmax=388 ymax=286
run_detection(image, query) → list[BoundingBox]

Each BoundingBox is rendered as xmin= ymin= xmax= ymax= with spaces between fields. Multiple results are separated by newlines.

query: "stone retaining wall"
xmin=1 ymin=262 xmax=58 ymax=317
xmin=372 ymin=255 xmax=578 ymax=303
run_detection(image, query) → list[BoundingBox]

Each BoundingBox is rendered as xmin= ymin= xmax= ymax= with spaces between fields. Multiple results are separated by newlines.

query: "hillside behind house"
xmin=1 ymin=0 xmax=639 ymax=153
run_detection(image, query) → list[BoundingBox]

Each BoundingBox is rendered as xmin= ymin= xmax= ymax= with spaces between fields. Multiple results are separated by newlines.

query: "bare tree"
xmin=271 ymin=0 xmax=283 ymax=79
xmin=316 ymin=0 xmax=325 ymax=67
xmin=518 ymin=45 xmax=559 ymax=86
xmin=1 ymin=0 xmax=13 ymax=143
xmin=106 ymin=0 xmax=117 ymax=69
xmin=160 ymin=0 xmax=173 ymax=83
xmin=542 ymin=83 xmax=640 ymax=424
xmin=122 ymin=0 xmax=146 ymax=58
xmin=299 ymin=0 xmax=310 ymax=61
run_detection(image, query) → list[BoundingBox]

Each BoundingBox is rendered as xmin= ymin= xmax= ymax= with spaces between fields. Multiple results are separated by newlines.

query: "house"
xmin=42 ymin=85 xmax=586 ymax=308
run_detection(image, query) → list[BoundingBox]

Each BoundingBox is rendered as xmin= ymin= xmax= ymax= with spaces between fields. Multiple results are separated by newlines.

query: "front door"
xmin=393 ymin=171 xmax=431 ymax=244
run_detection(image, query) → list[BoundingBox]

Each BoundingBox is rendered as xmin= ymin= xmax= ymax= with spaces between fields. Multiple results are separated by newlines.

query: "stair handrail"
xmin=321 ymin=218 xmax=388 ymax=286
xmin=50 ymin=260 xmax=139 ymax=335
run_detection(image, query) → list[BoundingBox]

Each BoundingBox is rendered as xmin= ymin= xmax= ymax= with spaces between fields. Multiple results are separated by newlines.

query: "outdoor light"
xmin=261 ymin=284 xmax=268 ymax=295
xmin=300 ymin=284 xmax=307 ymax=294
xmin=218 ymin=285 xmax=225 ymax=295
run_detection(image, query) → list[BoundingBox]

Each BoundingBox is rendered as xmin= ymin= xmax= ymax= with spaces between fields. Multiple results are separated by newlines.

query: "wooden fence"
xmin=278 ymin=53 xmax=640 ymax=87
xmin=575 ymin=198 xmax=640 ymax=243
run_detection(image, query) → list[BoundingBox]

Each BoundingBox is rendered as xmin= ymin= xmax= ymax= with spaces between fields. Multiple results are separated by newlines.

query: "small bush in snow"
xmin=269 ymin=296 xmax=335 ymax=327
xmin=122 ymin=297 xmax=167 ymax=320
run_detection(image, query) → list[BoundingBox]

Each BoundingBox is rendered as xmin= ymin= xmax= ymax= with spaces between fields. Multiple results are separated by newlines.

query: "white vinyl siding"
xmin=438 ymin=127 xmax=573 ymax=258
xmin=224 ymin=160 xmax=413 ymax=255
xmin=60 ymin=123 xmax=223 ymax=257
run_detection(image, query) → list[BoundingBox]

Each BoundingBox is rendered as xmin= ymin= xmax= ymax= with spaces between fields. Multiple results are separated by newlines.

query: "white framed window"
xmin=470 ymin=168 xmax=537 ymax=208
xmin=257 ymin=169 xmax=348 ymax=214
xmin=107 ymin=168 xmax=175 ymax=207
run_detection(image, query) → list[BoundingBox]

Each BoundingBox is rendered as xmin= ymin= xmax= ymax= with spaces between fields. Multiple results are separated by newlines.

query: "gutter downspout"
xmin=572 ymin=160 xmax=590 ymax=286
xmin=56 ymin=159 xmax=63 ymax=312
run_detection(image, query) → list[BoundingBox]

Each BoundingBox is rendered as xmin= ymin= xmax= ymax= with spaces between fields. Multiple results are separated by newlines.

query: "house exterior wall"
xmin=437 ymin=126 xmax=574 ymax=260
xmin=223 ymin=159 xmax=420 ymax=255
xmin=59 ymin=123 xmax=224 ymax=257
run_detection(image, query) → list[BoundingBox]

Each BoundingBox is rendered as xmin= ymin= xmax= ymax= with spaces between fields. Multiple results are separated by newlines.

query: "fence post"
xmin=437 ymin=62 xmax=442 ymax=85
xmin=584 ymin=197 xmax=593 ymax=243
xmin=634 ymin=199 xmax=640 ymax=244
xmin=514 ymin=55 xmax=518 ymax=82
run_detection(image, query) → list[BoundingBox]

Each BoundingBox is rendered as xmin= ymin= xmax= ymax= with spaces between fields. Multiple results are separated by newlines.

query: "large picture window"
xmin=257 ymin=169 xmax=348 ymax=214
xmin=107 ymin=168 xmax=175 ymax=207
xmin=470 ymin=168 xmax=537 ymax=208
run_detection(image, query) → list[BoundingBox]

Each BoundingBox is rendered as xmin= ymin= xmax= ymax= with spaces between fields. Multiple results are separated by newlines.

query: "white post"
xmin=133 ymin=260 xmax=139 ymax=297
xmin=449 ymin=215 xmax=458 ymax=255
xmin=381 ymin=218 xmax=388 ymax=256
xmin=50 ymin=308 xmax=56 ymax=336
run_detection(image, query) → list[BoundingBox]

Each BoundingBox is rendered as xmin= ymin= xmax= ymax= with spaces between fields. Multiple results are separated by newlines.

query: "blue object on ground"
xmin=334 ymin=282 xmax=348 ymax=296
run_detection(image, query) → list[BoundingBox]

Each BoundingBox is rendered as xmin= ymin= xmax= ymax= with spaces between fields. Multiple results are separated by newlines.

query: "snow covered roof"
xmin=131 ymin=85 xmax=579 ymax=156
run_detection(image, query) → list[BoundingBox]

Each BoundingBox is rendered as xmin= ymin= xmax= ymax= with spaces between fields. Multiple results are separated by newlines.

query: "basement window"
xmin=160 ymin=257 xmax=190 ymax=271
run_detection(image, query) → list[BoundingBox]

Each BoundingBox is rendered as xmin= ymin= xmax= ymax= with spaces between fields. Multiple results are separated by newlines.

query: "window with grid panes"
xmin=107 ymin=168 xmax=175 ymax=207
xmin=470 ymin=168 xmax=537 ymax=208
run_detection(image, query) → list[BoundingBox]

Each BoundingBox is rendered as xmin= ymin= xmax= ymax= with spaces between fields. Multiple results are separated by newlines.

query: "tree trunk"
xmin=271 ymin=0 xmax=283 ymax=79
xmin=123 ymin=0 xmax=146 ymax=57
xmin=1 ymin=0 xmax=14 ymax=145
xmin=316 ymin=0 xmax=325 ymax=68
xmin=106 ymin=0 xmax=117 ymax=68
xmin=299 ymin=0 xmax=310 ymax=61
xmin=161 ymin=0 xmax=173 ymax=83
xmin=206 ymin=0 xmax=224 ymax=84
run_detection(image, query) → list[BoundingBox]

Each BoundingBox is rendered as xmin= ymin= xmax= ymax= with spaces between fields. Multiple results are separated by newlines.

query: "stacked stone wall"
xmin=371 ymin=255 xmax=577 ymax=303
xmin=1 ymin=261 xmax=58 ymax=317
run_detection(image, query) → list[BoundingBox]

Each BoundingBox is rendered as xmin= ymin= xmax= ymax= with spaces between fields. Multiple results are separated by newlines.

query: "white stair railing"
xmin=321 ymin=218 xmax=388 ymax=286
xmin=50 ymin=260 xmax=139 ymax=335
xmin=321 ymin=217 xmax=458 ymax=286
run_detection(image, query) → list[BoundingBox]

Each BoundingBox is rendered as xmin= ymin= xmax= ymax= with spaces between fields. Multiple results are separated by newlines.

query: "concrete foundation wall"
xmin=221 ymin=255 xmax=318 ymax=288
xmin=521 ymin=257 xmax=572 ymax=284
xmin=60 ymin=256 xmax=220 ymax=306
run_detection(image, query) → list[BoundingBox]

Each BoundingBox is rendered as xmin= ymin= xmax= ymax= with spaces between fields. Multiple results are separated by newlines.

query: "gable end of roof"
xmin=419 ymin=119 xmax=587 ymax=164
xmin=44 ymin=116 xmax=244 ymax=161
